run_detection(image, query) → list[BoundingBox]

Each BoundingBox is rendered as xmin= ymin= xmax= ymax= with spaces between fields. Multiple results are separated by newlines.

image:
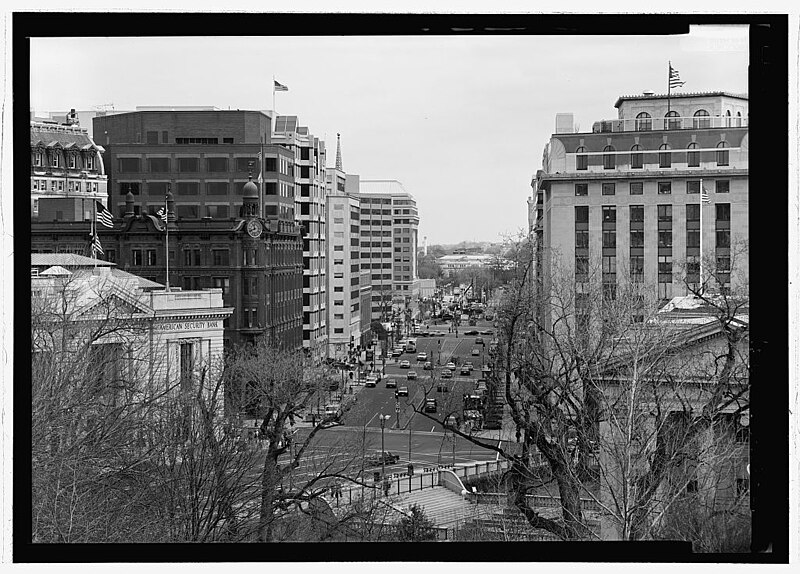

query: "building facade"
xmin=271 ymin=116 xmax=328 ymax=360
xmin=30 ymin=119 xmax=108 ymax=222
xmin=532 ymin=91 xmax=749 ymax=301
xmin=357 ymin=180 xmax=419 ymax=321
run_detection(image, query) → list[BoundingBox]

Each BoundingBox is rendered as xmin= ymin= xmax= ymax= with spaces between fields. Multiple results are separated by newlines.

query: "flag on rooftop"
xmin=156 ymin=207 xmax=168 ymax=223
xmin=95 ymin=201 xmax=114 ymax=228
xmin=669 ymin=63 xmax=685 ymax=89
xmin=274 ymin=80 xmax=289 ymax=92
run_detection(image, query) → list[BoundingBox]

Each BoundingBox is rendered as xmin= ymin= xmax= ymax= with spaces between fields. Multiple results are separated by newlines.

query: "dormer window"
xmin=85 ymin=154 xmax=94 ymax=170
xmin=33 ymin=151 xmax=43 ymax=167
xmin=51 ymin=151 xmax=60 ymax=168
xmin=68 ymin=154 xmax=76 ymax=169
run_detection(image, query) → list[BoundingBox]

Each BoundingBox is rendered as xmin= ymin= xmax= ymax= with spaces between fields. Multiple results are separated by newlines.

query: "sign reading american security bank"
xmin=155 ymin=320 xmax=223 ymax=332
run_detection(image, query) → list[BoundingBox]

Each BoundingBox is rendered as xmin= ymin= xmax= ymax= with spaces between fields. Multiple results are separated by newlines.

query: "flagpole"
xmin=165 ymin=188 xmax=170 ymax=292
xmin=667 ymin=61 xmax=671 ymax=114
xmin=92 ymin=199 xmax=97 ymax=268
xmin=699 ymin=178 xmax=703 ymax=295
xmin=272 ymin=75 xmax=276 ymax=116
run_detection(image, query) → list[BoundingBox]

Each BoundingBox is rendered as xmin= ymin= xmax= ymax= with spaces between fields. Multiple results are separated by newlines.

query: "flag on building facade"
xmin=91 ymin=233 xmax=104 ymax=256
xmin=95 ymin=201 xmax=114 ymax=228
xmin=274 ymin=80 xmax=289 ymax=92
xmin=156 ymin=207 xmax=168 ymax=223
xmin=669 ymin=63 xmax=685 ymax=89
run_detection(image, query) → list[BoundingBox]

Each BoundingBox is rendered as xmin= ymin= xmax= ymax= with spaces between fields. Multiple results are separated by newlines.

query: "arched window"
xmin=716 ymin=141 xmax=729 ymax=166
xmin=635 ymin=112 xmax=652 ymax=132
xmin=693 ymin=109 xmax=710 ymax=129
xmin=687 ymin=142 xmax=700 ymax=167
xmin=576 ymin=146 xmax=588 ymax=171
xmin=736 ymin=111 xmax=742 ymax=127
xmin=630 ymin=144 xmax=643 ymax=169
xmin=664 ymin=110 xmax=680 ymax=131
xmin=725 ymin=110 xmax=732 ymax=127
xmin=603 ymin=145 xmax=616 ymax=170
xmin=659 ymin=143 xmax=672 ymax=168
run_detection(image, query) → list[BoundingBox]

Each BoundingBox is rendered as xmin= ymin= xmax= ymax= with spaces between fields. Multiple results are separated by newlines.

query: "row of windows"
xmin=32 ymin=150 xmax=96 ymax=170
xmin=578 ymin=228 xmax=731 ymax=250
xmin=576 ymin=203 xmax=731 ymax=224
xmin=575 ymin=142 xmax=730 ymax=170
xmin=630 ymin=109 xmax=743 ymax=131
xmin=117 ymin=156 xmax=288 ymax=175
xmin=576 ymin=179 xmax=730 ymax=197
xmin=117 ymin=180 xmax=289 ymax=196
xmin=32 ymin=179 xmax=100 ymax=193
xmin=576 ymin=254 xmax=731 ymax=281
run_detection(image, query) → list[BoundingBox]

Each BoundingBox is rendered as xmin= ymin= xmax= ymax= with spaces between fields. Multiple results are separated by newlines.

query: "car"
xmin=475 ymin=337 xmax=484 ymax=345
xmin=441 ymin=369 xmax=453 ymax=379
xmin=328 ymin=380 xmax=340 ymax=391
xmin=365 ymin=376 xmax=378 ymax=388
xmin=324 ymin=405 xmax=340 ymax=421
xmin=424 ymin=398 xmax=438 ymax=413
xmin=476 ymin=380 xmax=488 ymax=392
xmin=423 ymin=361 xmax=433 ymax=370
xmin=445 ymin=362 xmax=456 ymax=371
xmin=366 ymin=451 xmax=400 ymax=466
xmin=397 ymin=386 xmax=409 ymax=397
xmin=399 ymin=360 xmax=410 ymax=369
xmin=407 ymin=370 xmax=418 ymax=380
xmin=465 ymin=330 xmax=479 ymax=336
xmin=481 ymin=330 xmax=494 ymax=335
xmin=384 ymin=378 xmax=397 ymax=388
xmin=436 ymin=381 xmax=449 ymax=392
xmin=391 ymin=348 xmax=403 ymax=357
xmin=464 ymin=361 xmax=474 ymax=369
xmin=416 ymin=352 xmax=428 ymax=361
xmin=460 ymin=365 xmax=472 ymax=376
xmin=471 ymin=348 xmax=481 ymax=356
xmin=445 ymin=414 xmax=459 ymax=427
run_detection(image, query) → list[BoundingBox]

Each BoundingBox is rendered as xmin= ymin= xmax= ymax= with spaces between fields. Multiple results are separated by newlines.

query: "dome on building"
xmin=242 ymin=178 xmax=258 ymax=198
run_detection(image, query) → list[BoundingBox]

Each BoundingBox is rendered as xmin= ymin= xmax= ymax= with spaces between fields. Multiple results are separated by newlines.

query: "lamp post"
xmin=379 ymin=414 xmax=392 ymax=496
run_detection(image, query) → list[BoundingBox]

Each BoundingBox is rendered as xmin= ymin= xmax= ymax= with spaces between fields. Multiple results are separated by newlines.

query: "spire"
xmin=335 ymin=132 xmax=342 ymax=171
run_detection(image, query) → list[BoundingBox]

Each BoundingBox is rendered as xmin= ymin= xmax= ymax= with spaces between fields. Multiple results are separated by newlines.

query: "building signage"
xmin=156 ymin=319 xmax=222 ymax=332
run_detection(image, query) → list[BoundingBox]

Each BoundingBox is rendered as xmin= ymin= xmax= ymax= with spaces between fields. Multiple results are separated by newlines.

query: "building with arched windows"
xmin=532 ymin=91 xmax=748 ymax=302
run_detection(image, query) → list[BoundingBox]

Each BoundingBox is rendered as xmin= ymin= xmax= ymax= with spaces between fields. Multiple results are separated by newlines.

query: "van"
xmin=405 ymin=338 xmax=417 ymax=353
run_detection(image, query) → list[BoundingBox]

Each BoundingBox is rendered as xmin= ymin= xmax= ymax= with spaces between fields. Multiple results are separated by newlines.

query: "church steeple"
xmin=335 ymin=132 xmax=342 ymax=171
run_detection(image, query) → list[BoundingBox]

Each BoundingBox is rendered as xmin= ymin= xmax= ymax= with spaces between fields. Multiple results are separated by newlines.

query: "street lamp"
xmin=379 ymin=414 xmax=392 ymax=496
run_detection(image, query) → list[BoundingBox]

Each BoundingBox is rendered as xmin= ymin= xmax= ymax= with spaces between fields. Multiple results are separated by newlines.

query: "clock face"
xmin=246 ymin=219 xmax=262 ymax=238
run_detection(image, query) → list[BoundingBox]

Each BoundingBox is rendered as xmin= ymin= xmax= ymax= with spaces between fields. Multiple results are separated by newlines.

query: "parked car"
xmin=365 ymin=376 xmax=378 ymax=388
xmin=324 ymin=405 xmax=340 ymax=422
xmin=437 ymin=381 xmax=449 ymax=392
xmin=441 ymin=369 xmax=453 ymax=379
xmin=424 ymin=398 xmax=438 ymax=413
xmin=423 ymin=361 xmax=433 ymax=370
xmin=445 ymin=414 xmax=459 ymax=427
xmin=399 ymin=360 xmax=410 ymax=369
xmin=445 ymin=362 xmax=456 ymax=371
xmin=384 ymin=378 xmax=397 ymax=388
xmin=407 ymin=370 xmax=418 ymax=380
xmin=476 ymin=380 xmax=488 ymax=392
xmin=416 ymin=352 xmax=428 ymax=361
xmin=464 ymin=361 xmax=474 ymax=369
xmin=475 ymin=337 xmax=484 ymax=345
xmin=397 ymin=386 xmax=409 ymax=397
xmin=460 ymin=365 xmax=472 ymax=376
xmin=481 ymin=330 xmax=494 ymax=335
xmin=465 ymin=330 xmax=479 ymax=336
xmin=392 ymin=348 xmax=403 ymax=357
xmin=366 ymin=451 xmax=400 ymax=466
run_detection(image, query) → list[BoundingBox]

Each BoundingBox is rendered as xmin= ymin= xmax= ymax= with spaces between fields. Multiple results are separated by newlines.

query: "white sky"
xmin=29 ymin=25 xmax=749 ymax=245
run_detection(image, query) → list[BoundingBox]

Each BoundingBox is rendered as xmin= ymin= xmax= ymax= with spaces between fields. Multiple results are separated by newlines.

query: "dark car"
xmin=397 ymin=386 xmax=409 ymax=397
xmin=384 ymin=378 xmax=397 ymax=388
xmin=475 ymin=337 xmax=484 ymax=345
xmin=407 ymin=370 xmax=418 ymax=380
xmin=436 ymin=381 xmax=449 ymax=393
xmin=366 ymin=451 xmax=400 ymax=466
xmin=460 ymin=365 xmax=472 ymax=376
xmin=465 ymin=330 xmax=479 ymax=336
xmin=424 ymin=398 xmax=438 ymax=413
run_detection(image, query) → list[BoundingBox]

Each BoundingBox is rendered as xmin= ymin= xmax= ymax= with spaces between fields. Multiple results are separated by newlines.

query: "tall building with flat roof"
xmin=533 ymin=90 xmax=748 ymax=302
xmin=358 ymin=180 xmax=419 ymax=321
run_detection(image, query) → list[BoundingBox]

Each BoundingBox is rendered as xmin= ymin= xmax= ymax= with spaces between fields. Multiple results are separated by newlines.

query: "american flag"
xmin=274 ymin=80 xmax=289 ymax=92
xmin=669 ymin=63 xmax=685 ymax=89
xmin=701 ymin=185 xmax=711 ymax=204
xmin=156 ymin=207 xmax=168 ymax=223
xmin=95 ymin=201 xmax=114 ymax=228
xmin=90 ymin=233 xmax=104 ymax=256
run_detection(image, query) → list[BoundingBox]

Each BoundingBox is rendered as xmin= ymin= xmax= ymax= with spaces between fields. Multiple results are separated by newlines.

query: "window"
xmin=602 ymin=230 xmax=616 ymax=248
xmin=687 ymin=142 xmax=700 ymax=167
xmin=658 ymin=255 xmax=672 ymax=274
xmin=118 ymin=157 xmax=140 ymax=172
xmin=716 ymin=256 xmax=731 ymax=272
xmin=716 ymin=229 xmax=731 ymax=248
xmin=575 ymin=230 xmax=589 ymax=249
xmin=716 ymin=180 xmax=730 ymax=194
xmin=146 ymin=249 xmax=157 ymax=266
xmin=602 ymin=206 xmax=616 ymax=223
xmin=576 ymin=146 xmax=587 ymax=170
xmin=686 ymin=255 xmax=700 ymax=275
xmin=658 ymin=144 xmax=672 ymax=168
xmin=630 ymin=205 xmax=644 ymax=222
xmin=177 ymin=182 xmax=199 ymax=195
xmin=630 ymin=256 xmax=644 ymax=279
xmin=146 ymin=131 xmax=159 ymax=144
xmin=120 ymin=182 xmax=140 ymax=195
xmin=602 ymin=255 xmax=616 ymax=274
xmin=658 ymin=231 xmax=673 ymax=248
xmin=148 ymin=158 xmax=170 ymax=172
xmin=178 ymin=157 xmax=200 ymax=172
xmin=212 ymin=277 xmax=230 ymax=295
xmin=686 ymin=204 xmax=700 ymax=221
xmin=630 ymin=181 xmax=643 ymax=195
xmin=85 ymin=154 xmax=94 ymax=170
xmin=68 ymin=154 xmax=76 ymax=169
xmin=658 ymin=181 xmax=671 ymax=195
xmin=657 ymin=205 xmax=672 ymax=222
xmin=658 ymin=281 xmax=673 ymax=300
xmin=635 ymin=112 xmax=651 ymax=131
xmin=603 ymin=145 xmax=616 ymax=169
xmin=183 ymin=248 xmax=201 ymax=266
xmin=206 ymin=157 xmax=228 ymax=172
xmin=686 ymin=180 xmax=700 ymax=194
xmin=212 ymin=249 xmax=230 ymax=266
xmin=630 ymin=229 xmax=644 ymax=247
xmin=206 ymin=182 xmax=228 ymax=195
xmin=664 ymin=110 xmax=680 ymax=130
xmin=575 ymin=205 xmax=589 ymax=223
xmin=33 ymin=151 xmax=43 ymax=167
xmin=147 ymin=182 xmax=168 ymax=196
xmin=693 ymin=109 xmax=711 ymax=128
xmin=687 ymin=229 xmax=700 ymax=248
xmin=575 ymin=183 xmax=588 ymax=197
xmin=602 ymin=182 xmax=615 ymax=196
xmin=575 ymin=256 xmax=589 ymax=277
xmin=236 ymin=157 xmax=258 ymax=173
xmin=716 ymin=203 xmax=731 ymax=221
xmin=625 ymin=144 xmax=643 ymax=170
xmin=132 ymin=249 xmax=143 ymax=266
xmin=716 ymin=141 xmax=730 ymax=166
xmin=162 ymin=131 xmax=169 ymax=144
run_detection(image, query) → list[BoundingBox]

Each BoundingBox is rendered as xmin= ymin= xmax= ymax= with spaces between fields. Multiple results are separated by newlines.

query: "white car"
xmin=399 ymin=360 xmax=411 ymax=369
xmin=445 ymin=362 xmax=456 ymax=371
xmin=416 ymin=352 xmax=428 ymax=361
xmin=407 ymin=370 xmax=418 ymax=380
